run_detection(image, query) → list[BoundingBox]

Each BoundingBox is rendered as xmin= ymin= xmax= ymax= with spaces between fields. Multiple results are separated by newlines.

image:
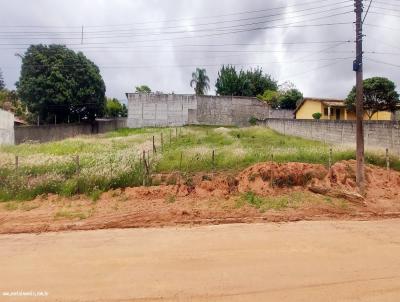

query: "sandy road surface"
xmin=1 ymin=220 xmax=400 ymax=302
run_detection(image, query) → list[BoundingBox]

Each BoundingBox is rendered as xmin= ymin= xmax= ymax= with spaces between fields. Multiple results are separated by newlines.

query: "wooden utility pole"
xmin=354 ymin=0 xmax=365 ymax=194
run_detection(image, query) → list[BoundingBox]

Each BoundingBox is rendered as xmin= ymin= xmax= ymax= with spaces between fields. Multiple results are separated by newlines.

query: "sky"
xmin=0 ymin=0 xmax=399 ymax=102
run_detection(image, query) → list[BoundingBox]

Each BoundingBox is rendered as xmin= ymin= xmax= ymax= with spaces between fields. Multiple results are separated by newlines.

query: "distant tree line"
xmin=188 ymin=65 xmax=302 ymax=110
xmin=3 ymin=43 xmax=399 ymax=125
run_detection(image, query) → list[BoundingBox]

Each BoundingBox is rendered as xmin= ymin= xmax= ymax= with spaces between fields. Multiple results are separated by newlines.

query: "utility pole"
xmin=354 ymin=0 xmax=365 ymax=194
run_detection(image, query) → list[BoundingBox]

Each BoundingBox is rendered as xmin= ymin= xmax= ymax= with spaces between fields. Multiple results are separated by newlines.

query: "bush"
xmin=249 ymin=116 xmax=258 ymax=126
xmin=312 ymin=112 xmax=322 ymax=120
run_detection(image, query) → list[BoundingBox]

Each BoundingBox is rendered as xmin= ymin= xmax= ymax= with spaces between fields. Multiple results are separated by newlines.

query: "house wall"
xmin=0 ymin=109 xmax=14 ymax=145
xmin=127 ymin=93 xmax=294 ymax=127
xmin=346 ymin=111 xmax=392 ymax=121
xmin=297 ymin=100 xmax=394 ymax=121
xmin=295 ymin=100 xmax=322 ymax=119
xmin=261 ymin=118 xmax=400 ymax=151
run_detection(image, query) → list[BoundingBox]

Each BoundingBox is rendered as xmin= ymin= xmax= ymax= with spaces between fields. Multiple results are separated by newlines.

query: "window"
xmin=324 ymin=108 xmax=329 ymax=116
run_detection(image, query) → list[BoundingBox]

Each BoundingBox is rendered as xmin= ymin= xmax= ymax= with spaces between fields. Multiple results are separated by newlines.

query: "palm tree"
xmin=190 ymin=68 xmax=210 ymax=95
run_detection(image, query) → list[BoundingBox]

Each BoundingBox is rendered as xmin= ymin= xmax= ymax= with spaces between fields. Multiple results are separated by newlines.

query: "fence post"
xmin=15 ymin=155 xmax=19 ymax=171
xmin=153 ymin=136 xmax=156 ymax=154
xmin=212 ymin=150 xmax=215 ymax=172
xmin=161 ymin=133 xmax=164 ymax=152
xmin=176 ymin=128 xmax=178 ymax=140
xmin=386 ymin=148 xmax=390 ymax=171
xmin=329 ymin=148 xmax=333 ymax=170
xmin=179 ymin=151 xmax=183 ymax=171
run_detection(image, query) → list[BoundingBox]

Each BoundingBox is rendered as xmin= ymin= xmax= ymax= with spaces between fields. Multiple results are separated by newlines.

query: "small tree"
xmin=345 ymin=77 xmax=399 ymax=119
xmin=257 ymin=90 xmax=280 ymax=108
xmin=135 ymin=85 xmax=151 ymax=94
xmin=190 ymin=68 xmax=210 ymax=95
xmin=105 ymin=98 xmax=128 ymax=118
xmin=312 ymin=112 xmax=322 ymax=120
xmin=258 ymin=84 xmax=303 ymax=110
xmin=278 ymin=88 xmax=303 ymax=110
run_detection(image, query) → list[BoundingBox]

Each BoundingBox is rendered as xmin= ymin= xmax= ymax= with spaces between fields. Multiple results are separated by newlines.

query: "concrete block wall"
xmin=127 ymin=93 xmax=294 ymax=127
xmin=0 ymin=109 xmax=14 ymax=145
xmin=262 ymin=119 xmax=400 ymax=151
xmin=127 ymin=94 xmax=197 ymax=128
xmin=14 ymin=119 xmax=127 ymax=144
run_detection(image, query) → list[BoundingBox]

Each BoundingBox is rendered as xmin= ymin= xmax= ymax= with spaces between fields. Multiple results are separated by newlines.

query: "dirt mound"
xmin=1 ymin=160 xmax=400 ymax=235
xmin=309 ymin=160 xmax=400 ymax=206
xmin=237 ymin=162 xmax=327 ymax=195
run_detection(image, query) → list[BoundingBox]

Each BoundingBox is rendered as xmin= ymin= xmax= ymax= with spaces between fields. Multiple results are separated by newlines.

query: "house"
xmin=294 ymin=97 xmax=395 ymax=121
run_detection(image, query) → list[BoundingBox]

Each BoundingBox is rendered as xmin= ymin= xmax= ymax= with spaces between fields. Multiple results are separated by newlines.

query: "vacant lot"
xmin=0 ymin=126 xmax=400 ymax=234
xmin=1 ymin=126 xmax=398 ymax=202
xmin=1 ymin=220 xmax=400 ymax=302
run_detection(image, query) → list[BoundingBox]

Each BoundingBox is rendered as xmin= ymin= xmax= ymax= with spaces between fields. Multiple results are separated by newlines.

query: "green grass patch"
xmin=238 ymin=191 xmax=321 ymax=212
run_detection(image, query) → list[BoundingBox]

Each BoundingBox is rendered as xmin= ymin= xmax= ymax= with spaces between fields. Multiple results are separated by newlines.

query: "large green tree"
xmin=16 ymin=44 xmax=106 ymax=123
xmin=215 ymin=65 xmax=240 ymax=96
xmin=190 ymin=68 xmax=210 ymax=95
xmin=215 ymin=65 xmax=277 ymax=97
xmin=345 ymin=77 xmax=399 ymax=119
xmin=0 ymin=68 xmax=5 ymax=90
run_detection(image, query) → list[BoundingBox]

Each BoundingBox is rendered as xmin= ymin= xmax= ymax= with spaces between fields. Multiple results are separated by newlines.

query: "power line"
xmin=0 ymin=0 xmax=353 ymax=37
xmin=366 ymin=57 xmax=400 ymax=68
xmin=0 ymin=5 xmax=354 ymax=42
xmin=362 ymin=0 xmax=373 ymax=23
xmin=0 ymin=21 xmax=353 ymax=47
xmin=0 ymin=0 xmax=351 ymax=30
xmin=0 ymin=57 xmax=354 ymax=70
xmin=368 ymin=11 xmax=400 ymax=17
xmin=285 ymin=57 xmax=351 ymax=78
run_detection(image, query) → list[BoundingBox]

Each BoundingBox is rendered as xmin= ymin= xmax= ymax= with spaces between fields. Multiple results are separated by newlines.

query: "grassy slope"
xmin=0 ymin=126 xmax=398 ymax=202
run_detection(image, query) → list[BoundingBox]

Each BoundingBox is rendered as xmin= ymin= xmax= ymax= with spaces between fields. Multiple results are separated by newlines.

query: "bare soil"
xmin=1 ymin=220 xmax=400 ymax=301
xmin=1 ymin=160 xmax=399 ymax=234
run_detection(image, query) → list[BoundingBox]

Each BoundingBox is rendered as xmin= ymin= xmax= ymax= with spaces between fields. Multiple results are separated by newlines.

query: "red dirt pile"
xmin=310 ymin=160 xmax=400 ymax=208
xmin=1 ymin=160 xmax=399 ymax=235
xmin=237 ymin=162 xmax=327 ymax=195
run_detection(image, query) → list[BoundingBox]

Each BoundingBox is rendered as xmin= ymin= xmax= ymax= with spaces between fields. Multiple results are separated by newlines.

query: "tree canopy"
xmin=258 ymin=82 xmax=303 ymax=110
xmin=0 ymin=68 xmax=5 ymax=90
xmin=215 ymin=65 xmax=277 ymax=97
xmin=190 ymin=68 xmax=210 ymax=95
xmin=16 ymin=44 xmax=106 ymax=123
xmin=135 ymin=85 xmax=151 ymax=93
xmin=105 ymin=98 xmax=128 ymax=118
xmin=345 ymin=77 xmax=399 ymax=119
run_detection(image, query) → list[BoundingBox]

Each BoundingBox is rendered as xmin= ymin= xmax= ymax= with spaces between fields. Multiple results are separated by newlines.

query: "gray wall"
xmin=15 ymin=119 xmax=127 ymax=144
xmin=0 ymin=109 xmax=14 ymax=145
xmin=262 ymin=119 xmax=400 ymax=151
xmin=127 ymin=93 xmax=293 ymax=127
xmin=127 ymin=94 xmax=197 ymax=128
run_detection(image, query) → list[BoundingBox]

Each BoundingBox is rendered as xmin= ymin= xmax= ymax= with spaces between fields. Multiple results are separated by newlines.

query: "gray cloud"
xmin=0 ymin=0 xmax=399 ymax=101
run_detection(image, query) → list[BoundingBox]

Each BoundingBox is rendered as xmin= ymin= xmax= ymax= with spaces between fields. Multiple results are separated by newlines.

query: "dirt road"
xmin=1 ymin=220 xmax=400 ymax=301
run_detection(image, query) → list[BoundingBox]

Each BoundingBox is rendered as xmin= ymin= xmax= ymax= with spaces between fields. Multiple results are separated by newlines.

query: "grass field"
xmin=0 ymin=126 xmax=398 ymax=202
